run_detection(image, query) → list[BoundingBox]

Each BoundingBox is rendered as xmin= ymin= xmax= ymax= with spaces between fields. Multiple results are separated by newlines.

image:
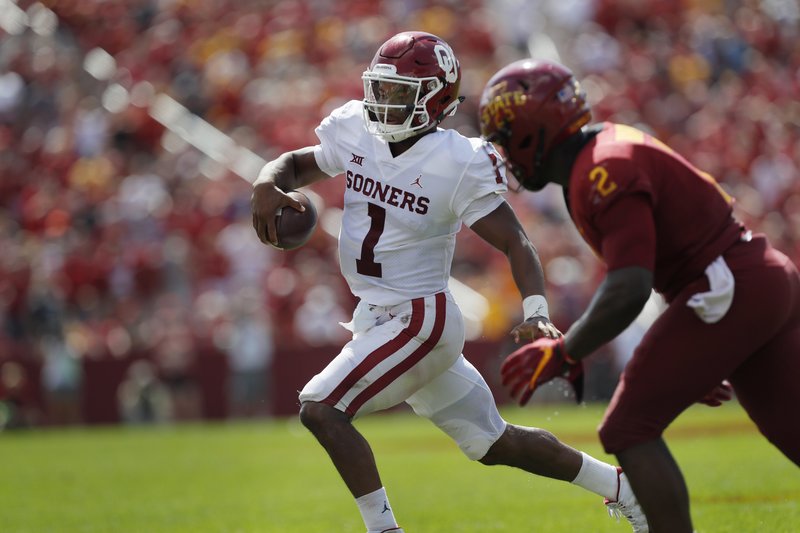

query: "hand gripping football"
xmin=274 ymin=191 xmax=317 ymax=250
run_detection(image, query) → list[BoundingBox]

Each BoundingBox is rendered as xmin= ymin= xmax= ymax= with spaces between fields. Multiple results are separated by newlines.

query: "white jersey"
xmin=313 ymin=100 xmax=507 ymax=306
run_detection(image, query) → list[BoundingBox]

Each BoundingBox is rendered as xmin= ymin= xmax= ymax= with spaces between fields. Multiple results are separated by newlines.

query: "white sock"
xmin=355 ymin=487 xmax=398 ymax=532
xmin=571 ymin=452 xmax=620 ymax=500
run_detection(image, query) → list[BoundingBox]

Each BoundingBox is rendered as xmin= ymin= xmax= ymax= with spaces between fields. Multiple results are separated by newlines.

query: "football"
xmin=274 ymin=190 xmax=318 ymax=250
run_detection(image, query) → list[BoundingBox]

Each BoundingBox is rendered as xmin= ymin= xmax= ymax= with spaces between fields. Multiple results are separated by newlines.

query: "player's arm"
xmin=499 ymin=194 xmax=656 ymax=405
xmin=251 ymin=147 xmax=329 ymax=245
xmin=563 ymin=266 xmax=653 ymax=358
xmin=500 ymin=193 xmax=655 ymax=405
xmin=470 ymin=201 xmax=560 ymax=340
xmin=562 ymin=194 xmax=655 ymax=360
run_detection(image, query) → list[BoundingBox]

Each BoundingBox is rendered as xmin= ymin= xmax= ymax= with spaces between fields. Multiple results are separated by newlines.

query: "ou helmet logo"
xmin=434 ymin=44 xmax=458 ymax=83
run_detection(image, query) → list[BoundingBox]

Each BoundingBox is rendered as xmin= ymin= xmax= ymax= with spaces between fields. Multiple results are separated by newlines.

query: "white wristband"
xmin=523 ymin=295 xmax=549 ymax=321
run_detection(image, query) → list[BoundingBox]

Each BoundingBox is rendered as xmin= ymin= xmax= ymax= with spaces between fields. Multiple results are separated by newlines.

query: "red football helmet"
xmin=478 ymin=59 xmax=591 ymax=190
xmin=362 ymin=32 xmax=462 ymax=142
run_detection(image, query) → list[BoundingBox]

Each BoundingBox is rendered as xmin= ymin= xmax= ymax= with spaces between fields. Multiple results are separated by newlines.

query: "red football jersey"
xmin=566 ymin=123 xmax=744 ymax=300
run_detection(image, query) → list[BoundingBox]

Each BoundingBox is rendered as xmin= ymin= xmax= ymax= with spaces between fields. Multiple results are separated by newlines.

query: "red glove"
xmin=698 ymin=380 xmax=733 ymax=407
xmin=500 ymin=337 xmax=584 ymax=406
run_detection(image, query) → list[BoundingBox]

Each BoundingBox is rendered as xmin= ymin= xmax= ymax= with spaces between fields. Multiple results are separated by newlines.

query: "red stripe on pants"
xmin=322 ymin=297 xmax=426 ymax=409
xmin=345 ymin=292 xmax=447 ymax=417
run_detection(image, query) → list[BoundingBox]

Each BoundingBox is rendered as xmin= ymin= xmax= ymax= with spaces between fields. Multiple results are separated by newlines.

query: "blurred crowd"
xmin=0 ymin=0 xmax=798 ymax=426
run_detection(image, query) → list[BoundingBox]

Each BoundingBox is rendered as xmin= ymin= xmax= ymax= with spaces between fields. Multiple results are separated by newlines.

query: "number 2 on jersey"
xmin=589 ymin=166 xmax=617 ymax=197
xmin=356 ymin=202 xmax=385 ymax=277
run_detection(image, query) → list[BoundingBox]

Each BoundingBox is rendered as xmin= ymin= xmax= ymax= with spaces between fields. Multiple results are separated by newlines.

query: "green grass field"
xmin=1 ymin=402 xmax=797 ymax=533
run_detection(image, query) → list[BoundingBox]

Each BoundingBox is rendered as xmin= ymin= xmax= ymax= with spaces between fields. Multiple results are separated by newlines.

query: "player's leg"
xmin=599 ymin=243 xmax=798 ymax=532
xmin=407 ymin=356 xmax=647 ymax=531
xmin=479 ymin=422 xmax=582 ymax=481
xmin=407 ymin=354 xmax=590 ymax=481
xmin=299 ymin=293 xmax=463 ymax=532
xmin=732 ymin=325 xmax=800 ymax=466
xmin=601 ymin=359 xmax=698 ymax=532
xmin=600 ymin=310 xmax=738 ymax=533
xmin=614 ymin=437 xmax=691 ymax=531
xmin=728 ymin=248 xmax=800 ymax=465
xmin=299 ymin=401 xmax=382 ymax=496
xmin=298 ymin=401 xmax=397 ymax=532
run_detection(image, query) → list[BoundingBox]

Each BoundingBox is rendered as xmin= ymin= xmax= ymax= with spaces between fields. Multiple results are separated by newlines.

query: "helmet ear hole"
xmin=518 ymin=135 xmax=533 ymax=149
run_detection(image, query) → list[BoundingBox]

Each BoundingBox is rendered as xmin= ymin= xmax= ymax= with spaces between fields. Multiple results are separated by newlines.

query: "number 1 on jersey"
xmin=356 ymin=202 xmax=385 ymax=277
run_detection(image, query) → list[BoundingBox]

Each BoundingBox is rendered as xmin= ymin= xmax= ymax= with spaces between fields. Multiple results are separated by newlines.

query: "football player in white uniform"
xmin=252 ymin=32 xmax=647 ymax=533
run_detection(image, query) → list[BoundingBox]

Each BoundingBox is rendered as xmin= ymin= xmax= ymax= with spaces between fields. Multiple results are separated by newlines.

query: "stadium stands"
xmin=1 ymin=0 xmax=797 ymax=424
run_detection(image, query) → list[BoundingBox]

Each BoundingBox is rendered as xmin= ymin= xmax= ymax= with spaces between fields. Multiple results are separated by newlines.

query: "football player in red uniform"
xmin=479 ymin=59 xmax=800 ymax=532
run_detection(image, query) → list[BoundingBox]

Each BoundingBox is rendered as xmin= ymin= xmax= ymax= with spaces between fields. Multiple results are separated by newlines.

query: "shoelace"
xmin=606 ymin=501 xmax=625 ymax=521
xmin=606 ymin=501 xmax=648 ymax=532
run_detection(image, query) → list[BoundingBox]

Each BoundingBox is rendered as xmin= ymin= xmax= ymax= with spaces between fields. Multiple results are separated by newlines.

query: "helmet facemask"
xmin=362 ymin=64 xmax=447 ymax=143
xmin=481 ymin=112 xmax=549 ymax=192
xmin=479 ymin=130 xmax=526 ymax=193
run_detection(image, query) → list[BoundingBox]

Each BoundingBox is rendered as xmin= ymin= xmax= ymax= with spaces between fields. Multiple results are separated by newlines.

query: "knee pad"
xmin=409 ymin=380 xmax=506 ymax=461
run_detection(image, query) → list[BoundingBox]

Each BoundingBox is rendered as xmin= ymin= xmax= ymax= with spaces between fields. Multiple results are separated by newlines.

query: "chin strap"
xmin=435 ymin=96 xmax=465 ymax=123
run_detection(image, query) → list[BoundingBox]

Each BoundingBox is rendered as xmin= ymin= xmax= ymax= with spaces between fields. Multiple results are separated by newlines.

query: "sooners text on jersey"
xmin=313 ymin=100 xmax=507 ymax=306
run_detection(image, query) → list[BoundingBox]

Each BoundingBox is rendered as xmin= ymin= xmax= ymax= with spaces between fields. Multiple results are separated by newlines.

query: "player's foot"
xmin=604 ymin=467 xmax=649 ymax=532
xmin=367 ymin=528 xmax=403 ymax=533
